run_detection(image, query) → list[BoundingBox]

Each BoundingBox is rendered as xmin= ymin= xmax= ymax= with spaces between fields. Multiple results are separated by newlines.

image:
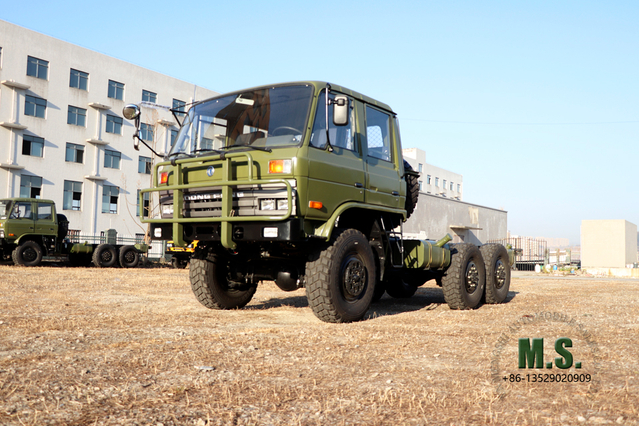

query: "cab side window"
xmin=365 ymin=106 xmax=392 ymax=162
xmin=37 ymin=203 xmax=53 ymax=220
xmin=310 ymin=91 xmax=355 ymax=151
xmin=10 ymin=202 xmax=33 ymax=219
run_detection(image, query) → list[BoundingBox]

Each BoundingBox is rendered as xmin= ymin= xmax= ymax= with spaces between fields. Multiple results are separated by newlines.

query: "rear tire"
xmin=93 ymin=244 xmax=117 ymax=268
xmin=12 ymin=241 xmax=43 ymax=267
xmin=189 ymin=253 xmax=256 ymax=309
xmin=119 ymin=245 xmax=140 ymax=268
xmin=306 ymin=229 xmax=376 ymax=323
xmin=441 ymin=243 xmax=485 ymax=309
xmin=480 ymin=244 xmax=511 ymax=304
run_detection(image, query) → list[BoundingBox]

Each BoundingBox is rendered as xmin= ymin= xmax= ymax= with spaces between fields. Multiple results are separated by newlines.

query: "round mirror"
xmin=122 ymin=104 xmax=140 ymax=120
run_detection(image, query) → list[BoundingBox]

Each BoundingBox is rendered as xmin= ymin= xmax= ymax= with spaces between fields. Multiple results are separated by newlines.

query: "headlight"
xmin=260 ymin=199 xmax=275 ymax=211
xmin=0 ymin=230 xmax=4 ymax=238
xmin=162 ymin=204 xmax=174 ymax=215
xmin=277 ymin=199 xmax=288 ymax=210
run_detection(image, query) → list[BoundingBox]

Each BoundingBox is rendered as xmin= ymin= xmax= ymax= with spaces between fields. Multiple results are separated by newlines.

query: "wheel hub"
xmin=494 ymin=259 xmax=507 ymax=289
xmin=23 ymin=248 xmax=37 ymax=262
xmin=342 ymin=256 xmax=366 ymax=300
xmin=465 ymin=261 xmax=480 ymax=293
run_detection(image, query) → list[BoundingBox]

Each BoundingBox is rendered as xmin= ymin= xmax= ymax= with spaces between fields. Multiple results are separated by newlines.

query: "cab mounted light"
xmin=309 ymin=201 xmax=323 ymax=210
xmin=268 ymin=159 xmax=292 ymax=174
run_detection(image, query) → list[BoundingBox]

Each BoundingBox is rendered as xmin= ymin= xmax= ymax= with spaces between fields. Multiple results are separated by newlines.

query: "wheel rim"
xmin=101 ymin=251 xmax=113 ymax=262
xmin=341 ymin=255 xmax=367 ymax=301
xmin=23 ymin=248 xmax=37 ymax=262
xmin=124 ymin=251 xmax=136 ymax=263
xmin=465 ymin=260 xmax=480 ymax=294
xmin=494 ymin=259 xmax=507 ymax=289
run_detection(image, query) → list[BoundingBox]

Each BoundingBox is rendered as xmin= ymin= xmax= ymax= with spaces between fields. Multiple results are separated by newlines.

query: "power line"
xmin=401 ymin=118 xmax=639 ymax=125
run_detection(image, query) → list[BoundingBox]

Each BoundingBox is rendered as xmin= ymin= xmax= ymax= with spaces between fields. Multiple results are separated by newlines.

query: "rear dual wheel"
xmin=480 ymin=243 xmax=511 ymax=304
xmin=441 ymin=243 xmax=486 ymax=309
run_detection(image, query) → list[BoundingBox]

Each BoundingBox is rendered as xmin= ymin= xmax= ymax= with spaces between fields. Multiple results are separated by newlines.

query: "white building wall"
xmin=0 ymin=20 xmax=217 ymax=237
xmin=403 ymin=147 xmax=463 ymax=200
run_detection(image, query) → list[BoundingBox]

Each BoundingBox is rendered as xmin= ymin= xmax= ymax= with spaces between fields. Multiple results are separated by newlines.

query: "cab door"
xmin=306 ymin=91 xmax=365 ymax=219
xmin=34 ymin=201 xmax=57 ymax=237
xmin=9 ymin=201 xmax=36 ymax=237
xmin=362 ymin=105 xmax=402 ymax=209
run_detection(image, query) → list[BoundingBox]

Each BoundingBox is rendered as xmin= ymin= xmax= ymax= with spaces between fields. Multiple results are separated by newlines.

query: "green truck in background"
xmin=123 ymin=81 xmax=511 ymax=323
xmin=0 ymin=197 xmax=147 ymax=268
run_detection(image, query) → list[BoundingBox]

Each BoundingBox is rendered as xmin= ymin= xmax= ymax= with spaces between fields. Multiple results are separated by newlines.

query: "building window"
xmin=106 ymin=115 xmax=123 ymax=134
xmin=138 ymin=156 xmax=152 ymax=174
xmin=418 ymin=163 xmax=423 ymax=173
xmin=435 ymin=177 xmax=439 ymax=187
xmin=140 ymin=123 xmax=154 ymax=142
xmin=22 ymin=135 xmax=44 ymax=157
xmin=172 ymin=98 xmax=186 ymax=116
xmin=20 ymin=175 xmax=42 ymax=198
xmin=104 ymin=149 xmax=121 ymax=169
xmin=450 ymin=181 xmax=454 ymax=191
xmin=426 ymin=175 xmax=431 ymax=185
xmin=108 ymin=80 xmax=124 ymax=100
xmin=69 ymin=69 xmax=88 ymax=90
xmin=457 ymin=184 xmax=461 ymax=193
xmin=63 ymin=181 xmax=82 ymax=211
xmin=443 ymin=179 xmax=447 ymax=190
xmin=142 ymin=90 xmax=157 ymax=103
xmin=102 ymin=185 xmax=119 ymax=214
xmin=136 ymin=189 xmax=150 ymax=217
xmin=65 ymin=143 xmax=84 ymax=163
xmin=24 ymin=95 xmax=46 ymax=118
xmin=170 ymin=129 xmax=178 ymax=146
xmin=67 ymin=106 xmax=87 ymax=127
xmin=27 ymin=56 xmax=48 ymax=80
xmin=419 ymin=181 xmax=423 ymax=191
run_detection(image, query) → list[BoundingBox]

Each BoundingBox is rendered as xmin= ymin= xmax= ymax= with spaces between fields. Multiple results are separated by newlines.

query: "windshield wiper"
xmin=192 ymin=148 xmax=222 ymax=155
xmin=220 ymin=145 xmax=272 ymax=153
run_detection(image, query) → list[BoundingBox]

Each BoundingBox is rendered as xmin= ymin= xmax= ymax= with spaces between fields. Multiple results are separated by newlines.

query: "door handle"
xmin=392 ymin=191 xmax=399 ymax=196
xmin=354 ymin=182 xmax=363 ymax=188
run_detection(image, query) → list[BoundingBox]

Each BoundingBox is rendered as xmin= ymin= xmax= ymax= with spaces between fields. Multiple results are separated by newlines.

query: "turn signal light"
xmin=309 ymin=201 xmax=323 ymax=210
xmin=160 ymin=171 xmax=168 ymax=184
xmin=268 ymin=159 xmax=292 ymax=174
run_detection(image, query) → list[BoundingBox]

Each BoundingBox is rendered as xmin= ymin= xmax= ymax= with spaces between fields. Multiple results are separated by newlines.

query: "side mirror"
xmin=333 ymin=96 xmax=349 ymax=126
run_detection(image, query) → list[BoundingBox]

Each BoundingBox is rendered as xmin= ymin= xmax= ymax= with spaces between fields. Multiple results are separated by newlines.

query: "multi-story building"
xmin=0 ymin=20 xmax=217 ymax=238
xmin=402 ymin=147 xmax=463 ymax=200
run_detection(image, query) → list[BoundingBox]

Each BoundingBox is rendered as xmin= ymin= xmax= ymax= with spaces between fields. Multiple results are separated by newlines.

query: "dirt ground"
xmin=0 ymin=265 xmax=637 ymax=425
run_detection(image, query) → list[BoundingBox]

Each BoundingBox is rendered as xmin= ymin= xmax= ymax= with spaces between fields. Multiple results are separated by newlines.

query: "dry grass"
xmin=0 ymin=265 xmax=638 ymax=425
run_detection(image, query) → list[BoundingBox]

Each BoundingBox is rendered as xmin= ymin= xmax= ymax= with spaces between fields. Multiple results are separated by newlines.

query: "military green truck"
xmin=0 ymin=197 xmax=146 ymax=268
xmin=123 ymin=81 xmax=511 ymax=323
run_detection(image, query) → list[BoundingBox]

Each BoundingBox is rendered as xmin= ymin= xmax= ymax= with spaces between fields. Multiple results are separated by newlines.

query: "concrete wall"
xmin=0 ymin=20 xmax=217 ymax=237
xmin=404 ymin=192 xmax=507 ymax=245
xmin=581 ymin=220 xmax=638 ymax=268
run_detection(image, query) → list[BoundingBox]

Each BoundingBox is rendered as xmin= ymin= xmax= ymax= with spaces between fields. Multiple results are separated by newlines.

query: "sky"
xmin=2 ymin=0 xmax=637 ymax=245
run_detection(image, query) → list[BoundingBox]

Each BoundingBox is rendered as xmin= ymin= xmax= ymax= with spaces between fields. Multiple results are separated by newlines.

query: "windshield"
xmin=0 ymin=200 xmax=11 ymax=220
xmin=170 ymin=85 xmax=313 ymax=156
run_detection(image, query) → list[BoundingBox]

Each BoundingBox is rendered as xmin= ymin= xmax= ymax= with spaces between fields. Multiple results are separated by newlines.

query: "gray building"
xmin=0 ymin=20 xmax=217 ymax=237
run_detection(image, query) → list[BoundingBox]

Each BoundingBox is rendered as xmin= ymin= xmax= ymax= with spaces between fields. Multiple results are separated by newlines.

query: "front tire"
xmin=441 ymin=243 xmax=486 ymax=309
xmin=306 ymin=229 xmax=376 ymax=323
xmin=480 ymin=244 xmax=511 ymax=304
xmin=189 ymin=253 xmax=256 ymax=309
xmin=12 ymin=241 xmax=43 ymax=267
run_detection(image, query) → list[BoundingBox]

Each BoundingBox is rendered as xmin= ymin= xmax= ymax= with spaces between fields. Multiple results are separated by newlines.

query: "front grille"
xmin=182 ymin=183 xmax=296 ymax=218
